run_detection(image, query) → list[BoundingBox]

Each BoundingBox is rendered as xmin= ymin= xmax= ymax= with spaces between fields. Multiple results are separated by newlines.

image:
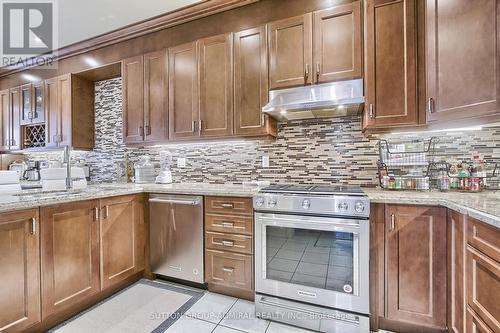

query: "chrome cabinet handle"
xmin=427 ymin=98 xmax=434 ymax=114
xmin=305 ymin=64 xmax=310 ymax=81
xmin=222 ymin=267 xmax=234 ymax=273
xmin=221 ymin=221 xmax=234 ymax=228
xmin=94 ymin=207 xmax=99 ymax=221
xmin=220 ymin=203 xmax=234 ymax=209
xmin=369 ymin=104 xmax=375 ymax=119
xmin=191 ymin=121 xmax=196 ymax=132
xmin=30 ymin=218 xmax=36 ymax=235
xmin=104 ymin=205 xmax=109 ymax=219
xmin=138 ymin=126 xmax=144 ymax=136
xmin=390 ymin=213 xmax=396 ymax=231
xmin=221 ymin=240 xmax=235 ymax=247
xmin=198 ymin=120 xmax=202 ymax=134
xmin=316 ymin=63 xmax=320 ymax=80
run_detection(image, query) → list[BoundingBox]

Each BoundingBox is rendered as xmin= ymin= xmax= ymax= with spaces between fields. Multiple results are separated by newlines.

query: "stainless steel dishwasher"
xmin=149 ymin=194 xmax=204 ymax=283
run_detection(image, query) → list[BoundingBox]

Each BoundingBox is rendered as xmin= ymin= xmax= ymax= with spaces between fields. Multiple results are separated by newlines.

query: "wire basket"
xmin=431 ymin=161 xmax=499 ymax=192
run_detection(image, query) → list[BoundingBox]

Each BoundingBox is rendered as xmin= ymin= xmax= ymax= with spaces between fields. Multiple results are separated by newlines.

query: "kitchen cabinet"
xmin=198 ymin=33 xmax=234 ymax=137
xmin=100 ymin=195 xmax=145 ymax=290
xmin=426 ymin=0 xmax=500 ymax=124
xmin=44 ymin=74 xmax=95 ymax=150
xmin=384 ymin=204 xmax=447 ymax=330
xmin=313 ymin=1 xmax=362 ymax=83
xmin=447 ymin=210 xmax=467 ymax=333
xmin=0 ymin=89 xmax=10 ymax=151
xmin=0 ymin=209 xmax=40 ymax=332
xmin=205 ymin=196 xmax=254 ymax=300
xmin=20 ymin=82 xmax=44 ymax=125
xmin=8 ymin=87 xmax=21 ymax=150
xmin=234 ymin=26 xmax=276 ymax=137
xmin=466 ymin=217 xmax=500 ymax=332
xmin=168 ymin=42 xmax=199 ymax=140
xmin=363 ymin=0 xmax=419 ymax=130
xmin=40 ymin=200 xmax=100 ymax=319
xmin=122 ymin=52 xmax=168 ymax=144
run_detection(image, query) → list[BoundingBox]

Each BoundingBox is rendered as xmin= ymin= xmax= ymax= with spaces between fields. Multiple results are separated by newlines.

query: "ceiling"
xmin=58 ymin=0 xmax=203 ymax=48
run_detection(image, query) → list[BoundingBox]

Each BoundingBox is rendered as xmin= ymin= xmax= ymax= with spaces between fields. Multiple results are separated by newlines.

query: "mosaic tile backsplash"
xmin=26 ymin=78 xmax=500 ymax=186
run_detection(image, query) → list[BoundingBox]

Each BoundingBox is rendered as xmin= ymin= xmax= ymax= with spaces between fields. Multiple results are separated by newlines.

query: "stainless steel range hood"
xmin=262 ymin=79 xmax=365 ymax=121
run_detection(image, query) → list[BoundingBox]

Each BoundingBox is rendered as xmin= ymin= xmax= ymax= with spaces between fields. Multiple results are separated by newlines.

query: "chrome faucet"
xmin=63 ymin=145 xmax=72 ymax=189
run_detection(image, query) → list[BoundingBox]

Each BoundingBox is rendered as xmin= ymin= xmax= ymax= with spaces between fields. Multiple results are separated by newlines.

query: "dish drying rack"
xmin=377 ymin=137 xmax=439 ymax=190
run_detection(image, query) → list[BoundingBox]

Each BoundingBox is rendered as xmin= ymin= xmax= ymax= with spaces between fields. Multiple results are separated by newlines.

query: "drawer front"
xmin=206 ymin=249 xmax=253 ymax=291
xmin=205 ymin=196 xmax=253 ymax=216
xmin=205 ymin=231 xmax=253 ymax=254
xmin=466 ymin=307 xmax=494 ymax=333
xmin=206 ymin=213 xmax=253 ymax=235
xmin=467 ymin=246 xmax=500 ymax=332
xmin=468 ymin=217 xmax=500 ymax=263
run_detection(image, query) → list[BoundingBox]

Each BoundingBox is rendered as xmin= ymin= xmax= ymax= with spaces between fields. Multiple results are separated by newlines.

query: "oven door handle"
xmin=255 ymin=214 xmax=362 ymax=229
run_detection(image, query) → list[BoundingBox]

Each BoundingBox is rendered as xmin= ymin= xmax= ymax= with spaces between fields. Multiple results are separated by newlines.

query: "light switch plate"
xmin=262 ymin=155 xmax=270 ymax=168
xmin=177 ymin=157 xmax=186 ymax=168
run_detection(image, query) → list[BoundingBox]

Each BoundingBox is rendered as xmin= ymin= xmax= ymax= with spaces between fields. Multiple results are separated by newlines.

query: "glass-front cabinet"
xmin=20 ymin=83 xmax=44 ymax=125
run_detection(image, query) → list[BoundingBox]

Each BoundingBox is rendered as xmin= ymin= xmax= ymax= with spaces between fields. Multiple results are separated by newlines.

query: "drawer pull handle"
xmin=221 ymin=203 xmax=234 ymax=208
xmin=30 ymin=218 xmax=36 ymax=235
xmin=222 ymin=267 xmax=234 ymax=273
xmin=221 ymin=240 xmax=235 ymax=247
xmin=221 ymin=221 xmax=234 ymax=228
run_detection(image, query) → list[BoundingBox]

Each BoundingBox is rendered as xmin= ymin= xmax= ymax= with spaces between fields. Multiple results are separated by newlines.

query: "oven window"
xmin=266 ymin=226 xmax=355 ymax=294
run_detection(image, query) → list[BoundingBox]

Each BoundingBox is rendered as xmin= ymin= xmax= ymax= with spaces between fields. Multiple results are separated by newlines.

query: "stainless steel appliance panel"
xmin=149 ymin=194 xmax=204 ymax=283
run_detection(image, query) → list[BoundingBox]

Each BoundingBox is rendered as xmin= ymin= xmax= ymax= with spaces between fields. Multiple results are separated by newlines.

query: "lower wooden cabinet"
xmin=40 ymin=200 xmax=100 ymax=319
xmin=100 ymin=195 xmax=145 ymax=290
xmin=466 ymin=307 xmax=495 ymax=333
xmin=0 ymin=209 xmax=40 ymax=332
xmin=205 ymin=249 xmax=253 ymax=295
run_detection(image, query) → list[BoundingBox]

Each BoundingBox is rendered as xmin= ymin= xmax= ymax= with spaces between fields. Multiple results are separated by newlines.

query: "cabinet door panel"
xmin=426 ymin=0 xmax=499 ymax=122
xmin=269 ymin=14 xmax=313 ymax=89
xmin=198 ymin=33 xmax=233 ymax=137
xmin=0 ymin=210 xmax=40 ymax=332
xmin=32 ymin=82 xmax=44 ymax=123
xmin=44 ymin=77 xmax=59 ymax=148
xmin=41 ymin=201 xmax=100 ymax=319
xmin=123 ymin=56 xmax=145 ymax=143
xmin=101 ymin=195 xmax=145 ymax=290
xmin=313 ymin=1 xmax=362 ymax=83
xmin=144 ymin=50 xmax=168 ymax=143
xmin=385 ymin=205 xmax=446 ymax=328
xmin=0 ymin=89 xmax=9 ymax=150
xmin=9 ymin=87 xmax=21 ymax=150
xmin=20 ymin=83 xmax=32 ymax=125
xmin=168 ymin=42 xmax=199 ymax=140
xmin=58 ymin=74 xmax=72 ymax=147
xmin=364 ymin=0 xmax=418 ymax=129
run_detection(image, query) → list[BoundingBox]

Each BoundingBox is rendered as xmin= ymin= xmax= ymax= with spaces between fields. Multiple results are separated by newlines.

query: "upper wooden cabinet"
xmin=0 ymin=89 xmax=10 ymax=151
xmin=268 ymin=14 xmax=313 ymax=89
xmin=20 ymin=82 xmax=44 ymax=125
xmin=363 ymin=0 xmax=419 ymax=130
xmin=40 ymin=200 xmax=100 ymax=319
xmin=385 ymin=204 xmax=447 ymax=330
xmin=313 ymin=2 xmax=362 ymax=83
xmin=234 ymin=26 xmax=276 ymax=137
xmin=198 ymin=33 xmax=234 ymax=137
xmin=0 ymin=209 xmax=40 ymax=332
xmin=168 ymin=42 xmax=199 ymax=140
xmin=268 ymin=2 xmax=362 ymax=90
xmin=44 ymin=74 xmax=94 ymax=150
xmin=8 ymin=87 xmax=21 ymax=150
xmin=426 ymin=0 xmax=499 ymax=123
xmin=123 ymin=52 xmax=168 ymax=144
xmin=100 ymin=195 xmax=145 ymax=290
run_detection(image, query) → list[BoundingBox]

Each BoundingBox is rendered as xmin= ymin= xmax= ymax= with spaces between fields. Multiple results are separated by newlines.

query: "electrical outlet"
xmin=177 ymin=157 xmax=186 ymax=168
xmin=262 ymin=155 xmax=270 ymax=168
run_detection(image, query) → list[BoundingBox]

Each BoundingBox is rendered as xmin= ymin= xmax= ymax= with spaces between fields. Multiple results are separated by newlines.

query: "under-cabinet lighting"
xmin=83 ymin=56 xmax=100 ymax=67
xmin=391 ymin=125 xmax=483 ymax=135
xmin=21 ymin=73 xmax=41 ymax=82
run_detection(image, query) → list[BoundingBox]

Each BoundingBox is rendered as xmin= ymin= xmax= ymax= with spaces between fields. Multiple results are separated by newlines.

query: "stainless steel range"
xmin=253 ymin=185 xmax=370 ymax=333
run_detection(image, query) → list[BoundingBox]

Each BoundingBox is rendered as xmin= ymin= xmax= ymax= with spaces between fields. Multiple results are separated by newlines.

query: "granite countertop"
xmin=0 ymin=183 xmax=498 ymax=229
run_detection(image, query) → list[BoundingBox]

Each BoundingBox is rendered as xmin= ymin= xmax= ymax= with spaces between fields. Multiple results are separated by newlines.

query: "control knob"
xmin=255 ymin=197 xmax=264 ymax=207
xmin=354 ymin=201 xmax=365 ymax=213
xmin=302 ymin=199 xmax=311 ymax=209
xmin=268 ymin=197 xmax=277 ymax=207
xmin=337 ymin=201 xmax=349 ymax=211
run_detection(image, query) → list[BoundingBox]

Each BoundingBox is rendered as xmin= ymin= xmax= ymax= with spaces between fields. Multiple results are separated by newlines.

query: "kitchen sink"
xmin=14 ymin=190 xmax=84 ymax=198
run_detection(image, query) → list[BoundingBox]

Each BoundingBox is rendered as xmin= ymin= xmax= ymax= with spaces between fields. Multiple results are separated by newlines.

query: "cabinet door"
xmin=168 ymin=42 xmax=199 ymax=140
xmin=0 ymin=89 xmax=9 ymax=151
xmin=57 ymin=74 xmax=72 ymax=147
xmin=385 ymin=205 xmax=446 ymax=329
xmin=144 ymin=50 xmax=168 ymax=143
xmin=448 ymin=210 xmax=467 ymax=333
xmin=122 ymin=56 xmax=145 ymax=143
xmin=313 ymin=1 xmax=362 ymax=83
xmin=0 ymin=209 xmax=40 ymax=332
xmin=44 ymin=77 xmax=59 ymax=148
xmin=426 ymin=0 xmax=499 ymax=123
xmin=364 ymin=0 xmax=418 ymax=129
xmin=32 ymin=82 xmax=44 ymax=123
xmin=198 ymin=33 xmax=234 ymax=137
xmin=9 ymin=87 xmax=21 ymax=150
xmin=234 ymin=26 xmax=275 ymax=136
xmin=20 ymin=83 xmax=32 ymax=125
xmin=100 ymin=195 xmax=145 ymax=290
xmin=41 ymin=200 xmax=100 ymax=319
xmin=268 ymin=14 xmax=313 ymax=89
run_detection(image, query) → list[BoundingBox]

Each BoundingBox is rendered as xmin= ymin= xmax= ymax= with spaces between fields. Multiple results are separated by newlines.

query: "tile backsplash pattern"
xmin=26 ymin=78 xmax=500 ymax=186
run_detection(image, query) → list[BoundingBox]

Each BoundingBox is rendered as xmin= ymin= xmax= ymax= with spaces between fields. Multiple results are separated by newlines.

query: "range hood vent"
xmin=262 ymin=79 xmax=365 ymax=121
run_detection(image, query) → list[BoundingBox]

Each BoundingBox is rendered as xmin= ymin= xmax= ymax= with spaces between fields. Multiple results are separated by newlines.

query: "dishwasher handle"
xmin=149 ymin=198 xmax=201 ymax=206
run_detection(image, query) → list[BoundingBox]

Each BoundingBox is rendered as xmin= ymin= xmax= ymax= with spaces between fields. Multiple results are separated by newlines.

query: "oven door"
xmin=255 ymin=212 xmax=369 ymax=314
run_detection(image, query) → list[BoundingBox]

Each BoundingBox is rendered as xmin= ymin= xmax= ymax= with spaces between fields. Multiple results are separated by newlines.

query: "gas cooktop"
xmin=260 ymin=184 xmax=365 ymax=196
